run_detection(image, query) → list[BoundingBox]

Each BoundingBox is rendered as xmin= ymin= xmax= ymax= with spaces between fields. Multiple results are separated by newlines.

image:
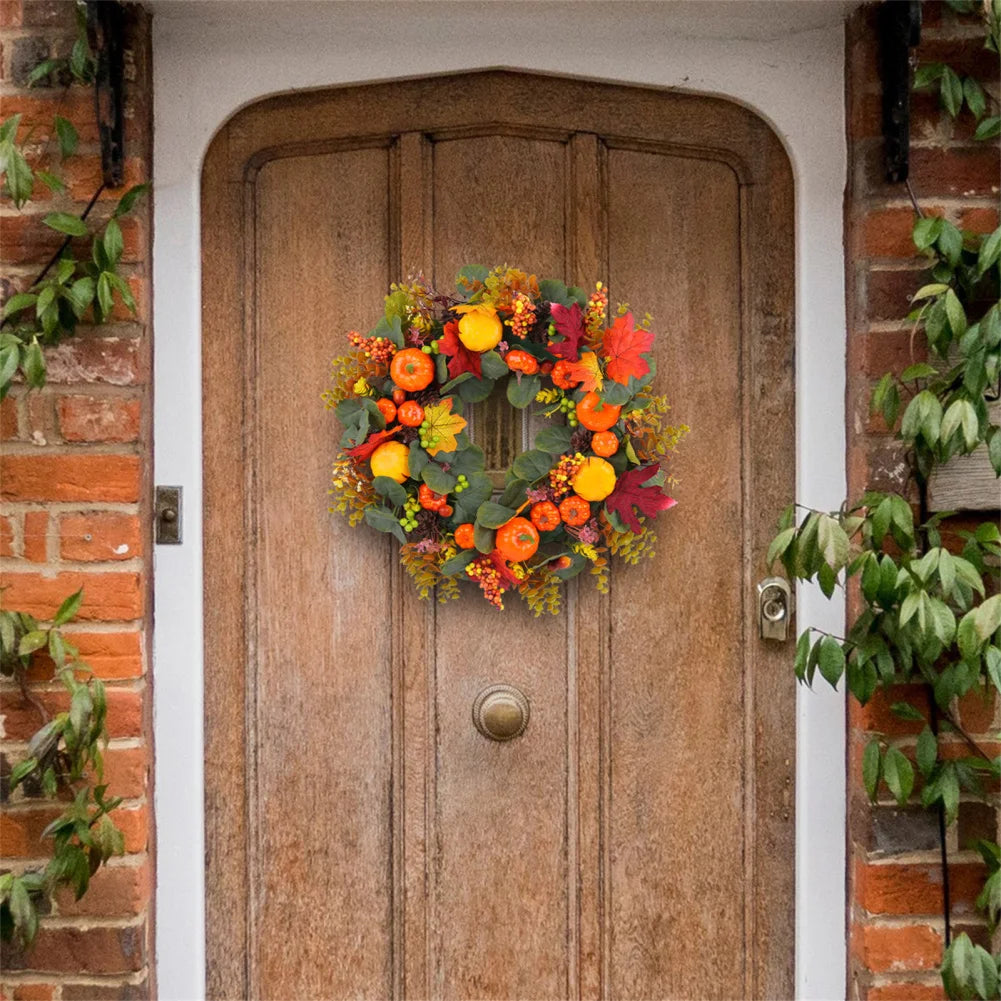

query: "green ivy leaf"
xmin=882 ymin=746 xmax=915 ymax=805
xmin=817 ymin=636 xmax=845 ymax=688
xmin=862 ymin=740 xmax=881 ymax=801
xmin=112 ymin=182 xmax=150 ymax=218
xmin=940 ymin=66 xmax=964 ymax=116
xmin=916 ymin=727 xmax=938 ymax=778
xmin=973 ymin=115 xmax=1001 ymax=140
xmin=43 ymin=212 xmax=88 ymax=237
xmin=53 ymin=116 xmax=78 ymax=159
xmin=963 ymin=76 xmax=987 ymax=120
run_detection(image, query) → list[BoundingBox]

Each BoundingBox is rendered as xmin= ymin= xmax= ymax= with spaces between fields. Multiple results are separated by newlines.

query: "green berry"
xmin=421 ymin=345 xmax=432 ymax=354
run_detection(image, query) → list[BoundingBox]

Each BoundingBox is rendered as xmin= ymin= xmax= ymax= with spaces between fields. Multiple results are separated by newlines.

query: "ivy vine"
xmin=771 ymin=2 xmax=1001 ymax=997
xmin=0 ymin=6 xmax=146 ymax=945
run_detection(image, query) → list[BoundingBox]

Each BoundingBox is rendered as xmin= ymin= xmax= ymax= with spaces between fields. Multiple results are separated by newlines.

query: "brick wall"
xmin=0 ymin=1 xmax=154 ymax=998
xmin=846 ymin=3 xmax=1000 ymax=998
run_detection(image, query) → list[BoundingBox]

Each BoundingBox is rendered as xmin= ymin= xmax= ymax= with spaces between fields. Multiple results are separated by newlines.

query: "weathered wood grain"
xmin=201 ymin=71 xmax=796 ymax=1001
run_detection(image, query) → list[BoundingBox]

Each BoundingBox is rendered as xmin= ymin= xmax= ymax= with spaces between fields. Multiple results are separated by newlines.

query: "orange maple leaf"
xmin=565 ymin=351 xmax=603 ymax=393
xmin=601 ymin=313 xmax=653 ymax=385
xmin=422 ymin=397 xmax=468 ymax=456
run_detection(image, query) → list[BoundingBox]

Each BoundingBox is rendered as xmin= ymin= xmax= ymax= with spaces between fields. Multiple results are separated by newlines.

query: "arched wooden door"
xmin=202 ymin=71 xmax=795 ymax=1000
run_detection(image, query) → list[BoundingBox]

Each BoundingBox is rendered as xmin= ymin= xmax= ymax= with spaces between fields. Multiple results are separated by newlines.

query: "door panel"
xmin=253 ymin=148 xmax=396 ymax=997
xmin=202 ymin=72 xmax=795 ymax=1000
xmin=606 ymin=151 xmax=746 ymax=996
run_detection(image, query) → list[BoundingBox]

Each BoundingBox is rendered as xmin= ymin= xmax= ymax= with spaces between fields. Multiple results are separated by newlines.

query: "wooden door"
xmin=202 ymin=72 xmax=795 ymax=1001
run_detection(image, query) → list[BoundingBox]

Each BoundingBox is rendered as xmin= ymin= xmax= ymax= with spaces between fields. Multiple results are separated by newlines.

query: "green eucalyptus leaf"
xmin=476 ymin=502 xmax=516 ymax=530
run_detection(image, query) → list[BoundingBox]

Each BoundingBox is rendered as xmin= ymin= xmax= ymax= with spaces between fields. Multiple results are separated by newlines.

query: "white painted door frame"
xmin=151 ymin=4 xmax=849 ymax=998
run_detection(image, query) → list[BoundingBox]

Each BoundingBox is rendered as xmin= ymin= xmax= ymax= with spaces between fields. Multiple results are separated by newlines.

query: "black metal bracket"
xmin=878 ymin=0 xmax=922 ymax=183
xmin=85 ymin=0 xmax=125 ymax=188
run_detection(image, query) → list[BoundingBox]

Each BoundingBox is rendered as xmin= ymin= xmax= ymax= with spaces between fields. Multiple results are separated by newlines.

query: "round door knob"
xmin=472 ymin=684 xmax=529 ymax=742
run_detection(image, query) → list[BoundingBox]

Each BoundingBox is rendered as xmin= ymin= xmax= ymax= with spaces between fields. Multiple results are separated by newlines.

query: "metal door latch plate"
xmin=155 ymin=485 xmax=183 ymax=544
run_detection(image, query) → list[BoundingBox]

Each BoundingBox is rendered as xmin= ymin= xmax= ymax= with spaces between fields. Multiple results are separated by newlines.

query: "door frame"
xmin=151 ymin=6 xmax=848 ymax=999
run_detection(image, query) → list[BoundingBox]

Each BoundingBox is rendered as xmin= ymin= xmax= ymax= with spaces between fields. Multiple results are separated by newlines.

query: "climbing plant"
xmin=0 ymin=6 xmax=145 ymax=944
xmin=770 ymin=2 xmax=1001 ymax=997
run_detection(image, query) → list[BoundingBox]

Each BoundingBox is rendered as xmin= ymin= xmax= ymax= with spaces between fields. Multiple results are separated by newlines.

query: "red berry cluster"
xmin=507 ymin=291 xmax=537 ymax=340
xmin=348 ymin=331 xmax=396 ymax=364
xmin=466 ymin=555 xmax=507 ymax=609
xmin=585 ymin=283 xmax=608 ymax=338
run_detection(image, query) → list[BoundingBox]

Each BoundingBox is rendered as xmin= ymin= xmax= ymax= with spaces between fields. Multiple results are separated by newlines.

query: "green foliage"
xmin=0 ymin=591 xmax=124 ymax=946
xmin=770 ymin=8 xmax=1001 ymax=995
xmin=0 ymin=75 xmax=150 ymax=400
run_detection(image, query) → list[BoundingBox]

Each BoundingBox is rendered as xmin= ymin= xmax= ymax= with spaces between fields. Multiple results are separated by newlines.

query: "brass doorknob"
xmin=472 ymin=684 xmax=529 ymax=741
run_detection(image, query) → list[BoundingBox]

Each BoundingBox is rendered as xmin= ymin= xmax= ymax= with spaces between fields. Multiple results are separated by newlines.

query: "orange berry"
xmin=392 ymin=388 xmax=407 ymax=406
xmin=376 ymin=398 xmax=397 ymax=424
xmin=438 ymin=504 xmax=453 ymax=518
xmin=397 ymin=401 xmax=425 ymax=427
xmin=590 ymin=430 xmax=619 ymax=457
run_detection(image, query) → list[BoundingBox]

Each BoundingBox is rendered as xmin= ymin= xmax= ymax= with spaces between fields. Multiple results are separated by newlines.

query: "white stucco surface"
xmin=150 ymin=3 xmax=850 ymax=997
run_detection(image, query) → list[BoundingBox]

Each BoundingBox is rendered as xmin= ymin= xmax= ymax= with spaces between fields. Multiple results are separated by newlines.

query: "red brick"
xmin=864 ymin=208 xmax=924 ymax=259
xmin=25 ymin=393 xmax=55 ymax=444
xmin=0 ymin=925 xmax=145 ymax=974
xmin=2 ymin=803 xmax=148 ymax=860
xmin=8 ymin=986 xmax=56 ymax=1001
xmin=100 ymin=746 xmax=147 ymax=799
xmin=855 ymin=923 xmax=944 ymax=972
xmin=0 ymin=454 xmax=141 ymax=502
xmin=910 ymin=147 xmax=1001 ymax=198
xmin=55 ymin=861 xmax=150 ymax=917
xmin=20 ymin=0 xmax=75 ymax=28
xmin=110 ymin=804 xmax=149 ymax=854
xmin=21 ymin=509 xmax=47 ymax=562
xmin=862 ymin=329 xmax=929 ymax=377
xmin=858 ymin=686 xmax=931 ymax=736
xmin=0 ymin=571 xmax=143 ymax=621
xmin=0 ymin=515 xmax=13 ymax=558
xmin=0 ymin=1 xmax=23 ymax=28
xmin=0 ymin=687 xmax=143 ymax=740
xmin=57 ymin=395 xmax=141 ymax=443
xmin=42 ymin=337 xmax=143 ymax=386
xmin=59 ymin=511 xmax=142 ymax=562
xmin=959 ymin=207 xmax=1000 ymax=234
xmin=62 ymin=157 xmax=147 ymax=204
xmin=866 ymin=269 xmax=930 ymax=324
xmin=1 ymin=396 xmax=19 ymax=440
xmin=957 ymin=689 xmax=997 ymax=734
xmin=857 ymin=860 xmax=985 ymax=916
xmin=867 ymin=984 xmax=945 ymax=1001
xmin=0 ymin=807 xmax=61 ymax=857
xmin=26 ymin=631 xmax=144 ymax=681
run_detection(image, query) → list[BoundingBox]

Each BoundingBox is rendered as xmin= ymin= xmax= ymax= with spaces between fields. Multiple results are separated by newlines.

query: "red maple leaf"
xmin=604 ymin=464 xmax=677 ymax=533
xmin=438 ymin=320 xmax=482 ymax=379
xmin=601 ymin=312 xmax=654 ymax=385
xmin=345 ymin=426 xmax=400 ymax=462
xmin=547 ymin=302 xmax=587 ymax=362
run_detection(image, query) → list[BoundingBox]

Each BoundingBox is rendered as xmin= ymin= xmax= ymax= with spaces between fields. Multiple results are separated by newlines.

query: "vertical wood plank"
xmin=396 ymin=129 xmax=434 ymax=1001
xmin=569 ymin=130 xmax=607 ymax=1001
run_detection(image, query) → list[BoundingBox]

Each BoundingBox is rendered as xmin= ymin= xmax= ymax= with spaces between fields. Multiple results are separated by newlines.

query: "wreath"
xmin=325 ymin=266 xmax=687 ymax=613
